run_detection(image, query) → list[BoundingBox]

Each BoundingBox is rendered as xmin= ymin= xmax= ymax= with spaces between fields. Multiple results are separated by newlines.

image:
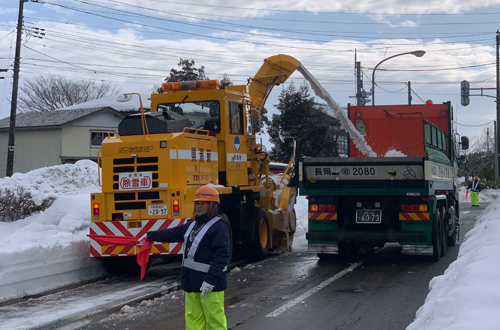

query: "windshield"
xmin=157 ymin=100 xmax=220 ymax=133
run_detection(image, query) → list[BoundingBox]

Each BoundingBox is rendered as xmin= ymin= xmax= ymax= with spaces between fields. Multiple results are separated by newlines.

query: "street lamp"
xmin=371 ymin=50 xmax=425 ymax=105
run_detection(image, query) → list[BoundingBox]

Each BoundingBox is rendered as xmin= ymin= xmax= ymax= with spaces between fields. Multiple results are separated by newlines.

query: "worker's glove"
xmin=138 ymin=233 xmax=149 ymax=244
xmin=200 ymin=281 xmax=214 ymax=297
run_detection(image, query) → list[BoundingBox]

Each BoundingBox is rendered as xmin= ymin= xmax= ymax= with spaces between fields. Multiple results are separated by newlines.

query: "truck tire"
xmin=338 ymin=242 xmax=360 ymax=262
xmin=219 ymin=213 xmax=233 ymax=270
xmin=252 ymin=207 xmax=271 ymax=260
xmin=440 ymin=206 xmax=447 ymax=257
xmin=317 ymin=253 xmax=336 ymax=261
xmin=431 ymin=208 xmax=442 ymax=262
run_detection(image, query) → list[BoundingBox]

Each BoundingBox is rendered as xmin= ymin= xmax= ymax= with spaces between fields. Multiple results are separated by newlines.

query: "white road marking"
xmin=265 ymin=257 xmax=368 ymax=317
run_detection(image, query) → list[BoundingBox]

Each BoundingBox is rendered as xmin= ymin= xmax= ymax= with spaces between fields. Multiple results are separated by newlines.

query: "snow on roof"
xmin=57 ymin=93 xmax=151 ymax=112
xmin=0 ymin=107 xmax=122 ymax=129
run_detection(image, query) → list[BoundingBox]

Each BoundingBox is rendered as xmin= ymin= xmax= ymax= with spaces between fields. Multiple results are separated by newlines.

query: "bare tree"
xmin=18 ymin=75 xmax=121 ymax=112
xmin=458 ymin=126 xmax=496 ymax=182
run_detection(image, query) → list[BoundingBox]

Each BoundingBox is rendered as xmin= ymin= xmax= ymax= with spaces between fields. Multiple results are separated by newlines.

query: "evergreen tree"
xmin=165 ymin=58 xmax=207 ymax=82
xmin=266 ymin=82 xmax=345 ymax=163
xmin=219 ymin=73 xmax=233 ymax=89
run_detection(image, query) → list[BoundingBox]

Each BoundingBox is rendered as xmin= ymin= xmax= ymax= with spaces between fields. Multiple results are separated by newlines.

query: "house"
xmin=0 ymin=107 xmax=127 ymax=175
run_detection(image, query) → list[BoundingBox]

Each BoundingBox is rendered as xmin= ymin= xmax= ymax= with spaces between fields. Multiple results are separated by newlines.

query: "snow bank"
xmin=407 ymin=191 xmax=500 ymax=330
xmin=0 ymin=161 xmax=104 ymax=301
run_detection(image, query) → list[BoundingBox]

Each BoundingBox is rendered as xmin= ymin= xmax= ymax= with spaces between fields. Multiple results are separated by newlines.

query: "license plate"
xmin=356 ymin=209 xmax=382 ymax=224
xmin=148 ymin=205 xmax=168 ymax=216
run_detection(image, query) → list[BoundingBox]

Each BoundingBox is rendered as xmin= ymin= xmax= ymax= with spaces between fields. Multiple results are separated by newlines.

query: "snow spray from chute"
xmin=296 ymin=64 xmax=377 ymax=157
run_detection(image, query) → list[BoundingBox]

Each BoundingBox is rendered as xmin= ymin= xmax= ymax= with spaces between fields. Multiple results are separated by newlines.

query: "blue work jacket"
xmin=147 ymin=214 xmax=230 ymax=292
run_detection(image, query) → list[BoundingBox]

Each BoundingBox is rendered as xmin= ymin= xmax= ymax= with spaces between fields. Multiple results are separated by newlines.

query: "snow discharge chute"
xmin=296 ymin=64 xmax=377 ymax=157
xmin=251 ymin=54 xmax=376 ymax=157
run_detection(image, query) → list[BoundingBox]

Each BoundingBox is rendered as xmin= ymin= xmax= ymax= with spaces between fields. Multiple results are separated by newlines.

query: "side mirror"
xmin=461 ymin=136 xmax=469 ymax=150
xmin=252 ymin=114 xmax=260 ymax=133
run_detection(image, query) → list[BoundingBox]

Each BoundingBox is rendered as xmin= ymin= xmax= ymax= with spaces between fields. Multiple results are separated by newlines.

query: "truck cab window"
xmin=229 ymin=102 xmax=243 ymax=134
xmin=158 ymin=101 xmax=220 ymax=133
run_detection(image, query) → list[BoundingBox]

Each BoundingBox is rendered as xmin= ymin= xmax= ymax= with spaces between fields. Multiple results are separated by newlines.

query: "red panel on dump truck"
xmin=349 ymin=103 xmax=450 ymax=158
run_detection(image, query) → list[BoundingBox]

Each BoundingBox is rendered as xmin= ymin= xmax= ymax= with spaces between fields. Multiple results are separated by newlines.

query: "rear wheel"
xmin=252 ymin=207 xmax=271 ymax=260
xmin=317 ymin=253 xmax=336 ymax=261
xmin=338 ymin=242 xmax=361 ymax=262
xmin=431 ymin=208 xmax=442 ymax=262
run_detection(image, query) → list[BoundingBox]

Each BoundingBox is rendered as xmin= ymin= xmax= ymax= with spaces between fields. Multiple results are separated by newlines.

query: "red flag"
xmin=137 ymin=239 xmax=154 ymax=281
xmin=88 ymin=234 xmax=139 ymax=246
xmin=465 ymin=190 xmax=468 ymax=200
xmin=88 ymin=234 xmax=153 ymax=281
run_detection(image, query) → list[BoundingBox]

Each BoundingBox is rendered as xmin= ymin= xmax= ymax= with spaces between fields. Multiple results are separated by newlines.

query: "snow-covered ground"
xmin=1 ymin=161 xmax=499 ymax=329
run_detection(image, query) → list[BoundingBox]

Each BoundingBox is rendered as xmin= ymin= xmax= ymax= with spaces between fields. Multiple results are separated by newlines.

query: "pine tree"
xmin=165 ymin=58 xmax=208 ymax=82
xmin=267 ymin=82 xmax=345 ymax=163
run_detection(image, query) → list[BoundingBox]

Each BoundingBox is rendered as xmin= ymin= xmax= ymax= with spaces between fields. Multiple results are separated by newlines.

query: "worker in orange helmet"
xmin=467 ymin=176 xmax=482 ymax=207
xmin=140 ymin=185 xmax=230 ymax=329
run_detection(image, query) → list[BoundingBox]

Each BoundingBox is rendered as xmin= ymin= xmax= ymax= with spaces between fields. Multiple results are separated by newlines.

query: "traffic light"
xmin=461 ymin=80 xmax=470 ymax=106
xmin=461 ymin=136 xmax=469 ymax=150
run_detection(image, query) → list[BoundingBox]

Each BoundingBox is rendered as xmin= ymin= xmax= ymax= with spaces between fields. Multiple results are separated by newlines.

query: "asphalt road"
xmin=38 ymin=202 xmax=481 ymax=330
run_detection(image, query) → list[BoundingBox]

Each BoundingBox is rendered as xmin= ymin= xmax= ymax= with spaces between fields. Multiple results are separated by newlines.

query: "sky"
xmin=1 ymin=161 xmax=500 ymax=329
xmin=2 ymin=0 xmax=500 ymax=150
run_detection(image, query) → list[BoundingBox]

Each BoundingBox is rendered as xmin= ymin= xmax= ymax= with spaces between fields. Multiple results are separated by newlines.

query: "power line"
xmin=456 ymin=121 xmax=495 ymax=127
xmin=101 ymin=0 xmax=500 ymax=16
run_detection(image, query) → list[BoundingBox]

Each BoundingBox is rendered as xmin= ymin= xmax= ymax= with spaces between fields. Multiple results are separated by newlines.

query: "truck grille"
xmin=112 ymin=156 xmax=159 ymax=190
xmin=111 ymin=156 xmax=160 ymax=210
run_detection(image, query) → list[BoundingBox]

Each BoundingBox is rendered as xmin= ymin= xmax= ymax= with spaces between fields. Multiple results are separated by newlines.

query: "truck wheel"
xmin=440 ymin=206 xmax=447 ymax=257
xmin=220 ymin=213 xmax=233 ymax=270
xmin=431 ymin=209 xmax=442 ymax=262
xmin=317 ymin=253 xmax=336 ymax=261
xmin=338 ymin=242 xmax=360 ymax=262
xmin=252 ymin=207 xmax=271 ymax=260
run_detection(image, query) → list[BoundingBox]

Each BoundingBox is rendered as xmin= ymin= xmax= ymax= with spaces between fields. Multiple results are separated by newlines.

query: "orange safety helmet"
xmin=474 ymin=176 xmax=479 ymax=180
xmin=193 ymin=185 xmax=220 ymax=203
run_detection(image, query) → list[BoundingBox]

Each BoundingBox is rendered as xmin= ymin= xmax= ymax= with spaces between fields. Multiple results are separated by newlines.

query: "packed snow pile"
xmin=0 ymin=160 xmax=100 ymax=203
xmin=407 ymin=190 xmax=500 ymax=330
xmin=384 ymin=149 xmax=407 ymax=157
xmin=457 ymin=187 xmax=499 ymax=204
xmin=0 ymin=161 xmax=103 ymax=302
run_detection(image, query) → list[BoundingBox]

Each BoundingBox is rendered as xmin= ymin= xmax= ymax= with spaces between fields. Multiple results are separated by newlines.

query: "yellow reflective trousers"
xmin=471 ymin=191 xmax=479 ymax=206
xmin=185 ymin=291 xmax=227 ymax=330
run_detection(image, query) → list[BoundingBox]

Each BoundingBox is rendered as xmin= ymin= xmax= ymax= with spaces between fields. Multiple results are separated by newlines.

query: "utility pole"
xmin=5 ymin=0 xmax=27 ymax=177
xmin=407 ymin=81 xmax=412 ymax=105
xmin=496 ymin=31 xmax=500 ymax=179
xmin=355 ymin=61 xmax=364 ymax=106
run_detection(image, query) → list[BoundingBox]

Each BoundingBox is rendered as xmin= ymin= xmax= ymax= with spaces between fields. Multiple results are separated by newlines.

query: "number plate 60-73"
xmin=356 ymin=210 xmax=382 ymax=224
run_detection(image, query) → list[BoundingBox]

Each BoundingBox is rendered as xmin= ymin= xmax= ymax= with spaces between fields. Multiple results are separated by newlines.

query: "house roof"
xmin=0 ymin=107 xmax=125 ymax=130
